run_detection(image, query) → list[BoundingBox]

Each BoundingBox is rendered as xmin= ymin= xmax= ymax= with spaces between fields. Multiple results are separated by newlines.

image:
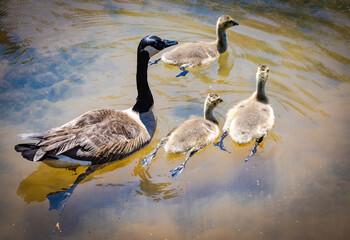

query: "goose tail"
xmin=14 ymin=143 xmax=40 ymax=161
xmin=17 ymin=133 xmax=45 ymax=140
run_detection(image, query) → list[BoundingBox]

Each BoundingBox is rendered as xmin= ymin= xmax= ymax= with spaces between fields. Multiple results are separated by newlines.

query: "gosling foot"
xmin=176 ymin=67 xmax=189 ymax=77
xmin=140 ymin=149 xmax=158 ymax=167
xmin=148 ymin=58 xmax=161 ymax=66
xmin=244 ymin=136 xmax=264 ymax=162
xmin=170 ymin=162 xmax=186 ymax=179
xmin=214 ymin=132 xmax=231 ymax=153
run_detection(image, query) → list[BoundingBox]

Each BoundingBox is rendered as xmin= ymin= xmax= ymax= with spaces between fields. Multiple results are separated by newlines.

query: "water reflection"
xmin=1 ymin=0 xmax=350 ymax=239
xmin=17 ymin=151 xmax=181 ymax=214
xmin=134 ymin=167 xmax=179 ymax=201
xmin=17 ymin=163 xmax=112 ymax=214
xmin=217 ymin=50 xmax=234 ymax=77
xmin=17 ymin=164 xmax=85 ymax=204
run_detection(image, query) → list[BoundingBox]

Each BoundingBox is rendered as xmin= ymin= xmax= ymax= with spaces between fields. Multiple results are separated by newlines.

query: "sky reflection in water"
xmin=0 ymin=0 xmax=349 ymax=239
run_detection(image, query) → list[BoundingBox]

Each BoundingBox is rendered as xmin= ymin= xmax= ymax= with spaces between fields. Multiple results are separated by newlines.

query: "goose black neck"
xmin=132 ymin=51 xmax=154 ymax=113
xmin=256 ymin=80 xmax=269 ymax=104
xmin=204 ymin=106 xmax=219 ymax=125
xmin=217 ymin=27 xmax=228 ymax=53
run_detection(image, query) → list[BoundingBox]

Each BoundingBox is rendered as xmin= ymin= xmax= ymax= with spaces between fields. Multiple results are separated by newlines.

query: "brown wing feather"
xmin=35 ymin=109 xmax=148 ymax=164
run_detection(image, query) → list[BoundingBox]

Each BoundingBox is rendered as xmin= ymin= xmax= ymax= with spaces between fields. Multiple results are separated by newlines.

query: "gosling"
xmin=161 ymin=15 xmax=239 ymax=77
xmin=141 ymin=93 xmax=223 ymax=178
xmin=215 ymin=65 xmax=274 ymax=162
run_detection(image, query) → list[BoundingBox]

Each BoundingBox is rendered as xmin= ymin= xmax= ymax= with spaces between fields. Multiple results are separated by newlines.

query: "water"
xmin=1 ymin=0 xmax=349 ymax=239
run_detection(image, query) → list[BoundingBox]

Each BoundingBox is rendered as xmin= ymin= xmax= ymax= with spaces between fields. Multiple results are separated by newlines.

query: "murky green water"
xmin=1 ymin=0 xmax=349 ymax=239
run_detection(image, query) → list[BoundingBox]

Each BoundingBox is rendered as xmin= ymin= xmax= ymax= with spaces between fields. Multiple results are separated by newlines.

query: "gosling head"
xmin=138 ymin=35 xmax=178 ymax=58
xmin=256 ymin=64 xmax=270 ymax=82
xmin=217 ymin=15 xmax=239 ymax=30
xmin=205 ymin=93 xmax=223 ymax=110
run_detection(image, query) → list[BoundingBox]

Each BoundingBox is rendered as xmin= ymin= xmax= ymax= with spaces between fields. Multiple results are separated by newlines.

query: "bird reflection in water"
xmin=17 ymin=158 xmax=179 ymax=216
xmin=133 ymin=167 xmax=179 ymax=201
xmin=17 ymin=163 xmax=116 ymax=214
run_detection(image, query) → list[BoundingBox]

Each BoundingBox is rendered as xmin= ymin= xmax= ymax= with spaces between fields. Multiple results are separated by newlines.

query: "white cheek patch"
xmin=144 ymin=46 xmax=160 ymax=57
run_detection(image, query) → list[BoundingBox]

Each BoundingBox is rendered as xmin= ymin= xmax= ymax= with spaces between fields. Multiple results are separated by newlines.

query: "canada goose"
xmin=215 ymin=65 xmax=274 ymax=162
xmin=14 ymin=35 xmax=178 ymax=214
xmin=141 ymin=93 xmax=223 ymax=178
xmin=161 ymin=15 xmax=239 ymax=77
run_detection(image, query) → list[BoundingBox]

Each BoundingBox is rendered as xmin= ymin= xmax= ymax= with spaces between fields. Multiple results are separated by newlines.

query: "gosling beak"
xmin=163 ymin=39 xmax=178 ymax=48
xmin=232 ymin=21 xmax=239 ymax=26
xmin=219 ymin=98 xmax=224 ymax=103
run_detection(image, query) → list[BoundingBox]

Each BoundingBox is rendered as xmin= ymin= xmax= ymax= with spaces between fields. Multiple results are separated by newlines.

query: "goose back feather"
xmin=35 ymin=109 xmax=154 ymax=164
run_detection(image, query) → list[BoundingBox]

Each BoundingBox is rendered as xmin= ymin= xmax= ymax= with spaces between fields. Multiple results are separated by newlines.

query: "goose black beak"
xmin=163 ymin=39 xmax=178 ymax=48
xmin=232 ymin=21 xmax=239 ymax=26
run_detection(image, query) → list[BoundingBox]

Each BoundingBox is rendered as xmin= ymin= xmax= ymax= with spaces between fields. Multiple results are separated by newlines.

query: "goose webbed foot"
xmin=245 ymin=136 xmax=264 ymax=162
xmin=176 ymin=67 xmax=189 ymax=77
xmin=140 ymin=148 xmax=158 ymax=167
xmin=214 ymin=132 xmax=231 ymax=153
xmin=148 ymin=58 xmax=161 ymax=66
xmin=170 ymin=162 xmax=187 ymax=179
xmin=170 ymin=149 xmax=197 ymax=179
xmin=46 ymin=187 xmax=74 ymax=215
xmin=244 ymin=145 xmax=258 ymax=162
xmin=140 ymin=138 xmax=167 ymax=167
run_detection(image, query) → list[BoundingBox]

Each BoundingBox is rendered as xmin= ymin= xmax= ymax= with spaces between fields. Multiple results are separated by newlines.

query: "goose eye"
xmin=155 ymin=42 xmax=163 ymax=49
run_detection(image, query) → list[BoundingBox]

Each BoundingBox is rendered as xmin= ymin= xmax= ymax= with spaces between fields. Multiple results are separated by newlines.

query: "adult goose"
xmin=141 ymin=93 xmax=223 ymax=178
xmin=161 ymin=15 xmax=239 ymax=77
xmin=215 ymin=65 xmax=274 ymax=162
xmin=14 ymin=35 xmax=178 ymax=214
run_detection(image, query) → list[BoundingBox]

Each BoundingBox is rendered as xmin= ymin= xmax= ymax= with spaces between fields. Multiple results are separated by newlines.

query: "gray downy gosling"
xmin=161 ymin=15 xmax=239 ymax=77
xmin=215 ymin=65 xmax=274 ymax=162
xmin=14 ymin=35 xmax=178 ymax=214
xmin=141 ymin=93 xmax=223 ymax=178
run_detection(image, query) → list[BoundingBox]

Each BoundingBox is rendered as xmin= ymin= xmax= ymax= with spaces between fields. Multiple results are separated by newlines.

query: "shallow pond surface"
xmin=0 ymin=0 xmax=349 ymax=239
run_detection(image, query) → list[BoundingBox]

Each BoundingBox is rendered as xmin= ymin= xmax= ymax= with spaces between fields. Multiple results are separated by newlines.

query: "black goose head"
xmin=138 ymin=35 xmax=178 ymax=58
